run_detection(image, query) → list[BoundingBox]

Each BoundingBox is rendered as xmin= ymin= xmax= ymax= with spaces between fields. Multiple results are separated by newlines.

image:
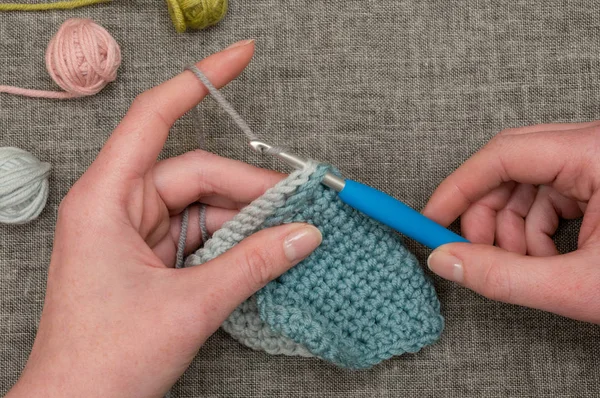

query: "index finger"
xmin=422 ymin=129 xmax=589 ymax=226
xmin=94 ymin=40 xmax=255 ymax=179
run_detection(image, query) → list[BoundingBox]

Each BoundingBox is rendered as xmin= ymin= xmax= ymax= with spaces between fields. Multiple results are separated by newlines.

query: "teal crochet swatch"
xmin=186 ymin=163 xmax=444 ymax=369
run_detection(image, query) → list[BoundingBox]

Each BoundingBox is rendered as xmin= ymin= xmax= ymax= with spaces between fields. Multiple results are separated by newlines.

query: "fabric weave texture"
xmin=187 ymin=164 xmax=444 ymax=369
xmin=2 ymin=1 xmax=600 ymax=396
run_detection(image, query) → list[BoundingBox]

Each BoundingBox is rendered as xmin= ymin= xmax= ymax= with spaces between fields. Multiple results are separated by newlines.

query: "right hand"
xmin=423 ymin=122 xmax=600 ymax=324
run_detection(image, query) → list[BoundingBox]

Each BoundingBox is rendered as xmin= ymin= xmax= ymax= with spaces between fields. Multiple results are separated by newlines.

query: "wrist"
xmin=7 ymin=353 xmax=119 ymax=398
xmin=7 ymin=365 xmax=81 ymax=398
xmin=8 ymin=353 xmax=168 ymax=398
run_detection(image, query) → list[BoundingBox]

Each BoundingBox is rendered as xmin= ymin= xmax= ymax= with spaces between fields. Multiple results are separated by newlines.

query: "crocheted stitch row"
xmin=186 ymin=164 xmax=444 ymax=369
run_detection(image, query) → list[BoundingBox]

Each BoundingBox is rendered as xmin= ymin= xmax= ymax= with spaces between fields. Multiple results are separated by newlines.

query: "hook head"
xmin=249 ymin=140 xmax=272 ymax=153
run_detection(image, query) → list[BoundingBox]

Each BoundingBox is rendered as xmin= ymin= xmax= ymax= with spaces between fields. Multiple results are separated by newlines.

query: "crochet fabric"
xmin=186 ymin=164 xmax=444 ymax=369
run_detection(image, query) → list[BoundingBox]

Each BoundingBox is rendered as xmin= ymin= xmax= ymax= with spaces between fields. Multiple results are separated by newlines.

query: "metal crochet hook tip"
xmin=249 ymin=140 xmax=346 ymax=191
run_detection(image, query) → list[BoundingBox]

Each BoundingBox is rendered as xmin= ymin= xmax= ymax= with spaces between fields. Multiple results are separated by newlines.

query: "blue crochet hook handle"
xmin=250 ymin=141 xmax=469 ymax=250
xmin=338 ymin=180 xmax=468 ymax=249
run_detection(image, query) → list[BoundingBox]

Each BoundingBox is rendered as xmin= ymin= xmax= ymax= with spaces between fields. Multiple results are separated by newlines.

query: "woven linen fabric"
xmin=2 ymin=0 xmax=600 ymax=396
xmin=186 ymin=164 xmax=444 ymax=369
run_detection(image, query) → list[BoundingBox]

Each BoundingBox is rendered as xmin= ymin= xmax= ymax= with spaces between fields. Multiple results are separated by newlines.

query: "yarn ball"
xmin=187 ymin=164 xmax=444 ymax=369
xmin=0 ymin=148 xmax=51 ymax=224
xmin=45 ymin=18 xmax=121 ymax=98
xmin=166 ymin=0 xmax=228 ymax=33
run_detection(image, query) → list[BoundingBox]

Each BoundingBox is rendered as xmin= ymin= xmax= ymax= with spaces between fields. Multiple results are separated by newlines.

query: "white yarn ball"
xmin=0 ymin=147 xmax=51 ymax=224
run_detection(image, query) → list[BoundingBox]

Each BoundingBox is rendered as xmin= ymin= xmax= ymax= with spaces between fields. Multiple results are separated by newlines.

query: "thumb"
xmin=178 ymin=223 xmax=322 ymax=328
xmin=426 ymin=243 xmax=599 ymax=322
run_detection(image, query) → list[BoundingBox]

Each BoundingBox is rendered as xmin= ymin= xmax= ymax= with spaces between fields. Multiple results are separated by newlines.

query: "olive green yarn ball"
xmin=166 ymin=0 xmax=228 ymax=33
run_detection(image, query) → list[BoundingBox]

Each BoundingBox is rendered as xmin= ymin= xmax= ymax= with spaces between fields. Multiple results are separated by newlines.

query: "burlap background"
xmin=1 ymin=1 xmax=599 ymax=396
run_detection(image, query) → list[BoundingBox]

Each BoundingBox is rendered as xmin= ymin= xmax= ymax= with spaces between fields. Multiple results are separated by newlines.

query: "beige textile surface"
xmin=1 ymin=1 xmax=599 ymax=396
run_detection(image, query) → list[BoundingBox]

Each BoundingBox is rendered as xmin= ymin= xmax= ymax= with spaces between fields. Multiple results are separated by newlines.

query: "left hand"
xmin=7 ymin=40 xmax=322 ymax=398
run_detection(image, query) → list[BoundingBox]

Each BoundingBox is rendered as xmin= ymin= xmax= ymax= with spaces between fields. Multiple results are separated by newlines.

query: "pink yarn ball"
xmin=45 ymin=18 xmax=121 ymax=98
xmin=0 ymin=18 xmax=121 ymax=99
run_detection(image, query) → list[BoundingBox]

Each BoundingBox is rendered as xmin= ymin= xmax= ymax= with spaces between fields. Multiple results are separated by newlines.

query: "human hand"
xmin=7 ymin=40 xmax=322 ymax=398
xmin=423 ymin=122 xmax=600 ymax=324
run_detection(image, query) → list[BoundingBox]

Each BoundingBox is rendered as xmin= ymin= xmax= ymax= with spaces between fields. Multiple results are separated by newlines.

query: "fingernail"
xmin=284 ymin=226 xmax=322 ymax=263
xmin=225 ymin=39 xmax=255 ymax=50
xmin=427 ymin=250 xmax=464 ymax=283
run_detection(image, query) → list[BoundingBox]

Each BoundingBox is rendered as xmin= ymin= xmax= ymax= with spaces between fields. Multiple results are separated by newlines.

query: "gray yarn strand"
xmin=175 ymin=207 xmax=189 ymax=269
xmin=0 ymin=147 xmax=51 ymax=224
xmin=199 ymin=203 xmax=209 ymax=245
xmin=174 ymin=205 xmax=206 ymax=269
xmin=186 ymin=64 xmax=258 ymax=142
xmin=185 ymin=65 xmax=286 ymax=155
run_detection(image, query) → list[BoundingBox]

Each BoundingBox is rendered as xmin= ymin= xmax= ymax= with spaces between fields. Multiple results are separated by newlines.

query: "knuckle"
xmin=57 ymin=180 xmax=95 ymax=221
xmin=57 ymin=187 xmax=80 ymax=219
xmin=479 ymin=261 xmax=513 ymax=303
xmin=181 ymin=149 xmax=213 ymax=163
xmin=577 ymin=267 xmax=600 ymax=307
xmin=490 ymin=132 xmax=511 ymax=148
xmin=589 ymin=279 xmax=600 ymax=314
xmin=130 ymin=92 xmax=172 ymax=129
xmin=239 ymin=247 xmax=278 ymax=289
xmin=129 ymin=95 xmax=149 ymax=117
xmin=584 ymin=129 xmax=600 ymax=166
xmin=178 ymin=150 xmax=214 ymax=191
xmin=131 ymin=90 xmax=153 ymax=110
xmin=56 ymin=195 xmax=71 ymax=219
xmin=497 ymin=127 xmax=519 ymax=137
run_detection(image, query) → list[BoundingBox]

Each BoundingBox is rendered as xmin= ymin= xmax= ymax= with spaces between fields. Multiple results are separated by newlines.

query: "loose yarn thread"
xmin=167 ymin=0 xmax=228 ymax=33
xmin=0 ymin=18 xmax=121 ymax=99
xmin=0 ymin=147 xmax=51 ymax=224
xmin=0 ymin=0 xmax=110 ymax=11
xmin=185 ymin=65 xmax=287 ymax=154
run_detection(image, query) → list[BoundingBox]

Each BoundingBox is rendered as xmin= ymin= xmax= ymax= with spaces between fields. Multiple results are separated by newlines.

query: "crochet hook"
xmin=250 ymin=141 xmax=469 ymax=250
xmin=184 ymin=64 xmax=468 ymax=249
